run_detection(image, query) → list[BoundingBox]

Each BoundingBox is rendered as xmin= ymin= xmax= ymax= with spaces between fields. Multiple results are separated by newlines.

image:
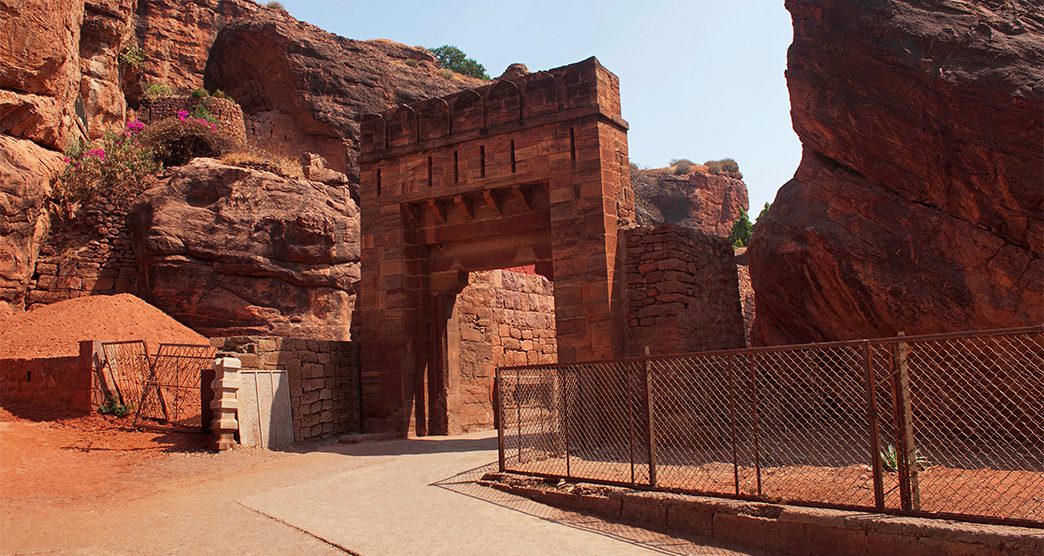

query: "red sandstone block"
xmin=666 ymin=506 xmax=713 ymax=536
xmin=805 ymin=525 xmax=866 ymax=556
xmin=620 ymin=498 xmax=667 ymax=526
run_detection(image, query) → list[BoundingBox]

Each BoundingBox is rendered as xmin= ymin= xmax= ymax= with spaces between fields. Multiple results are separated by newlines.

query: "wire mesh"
xmin=136 ymin=343 xmax=215 ymax=431
xmin=101 ymin=340 xmax=151 ymax=409
xmin=498 ymin=326 xmax=1044 ymax=527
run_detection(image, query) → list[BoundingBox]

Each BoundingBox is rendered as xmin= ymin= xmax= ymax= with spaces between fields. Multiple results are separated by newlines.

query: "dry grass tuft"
xmin=220 ymin=149 xmax=303 ymax=179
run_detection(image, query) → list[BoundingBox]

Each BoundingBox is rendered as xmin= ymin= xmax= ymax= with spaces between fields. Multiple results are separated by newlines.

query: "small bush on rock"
xmin=119 ymin=43 xmax=146 ymax=68
xmin=669 ymin=158 xmax=695 ymax=175
xmin=265 ymin=1 xmax=285 ymax=10
xmin=142 ymin=82 xmax=175 ymax=101
xmin=190 ymin=87 xmax=210 ymax=99
xmin=428 ymin=45 xmax=490 ymax=80
xmin=140 ymin=112 xmax=234 ymax=167
xmin=704 ymin=158 xmax=740 ymax=174
xmin=55 ymin=118 xmax=160 ymax=215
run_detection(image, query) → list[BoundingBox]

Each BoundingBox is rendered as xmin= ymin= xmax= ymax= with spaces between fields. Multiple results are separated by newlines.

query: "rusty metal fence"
xmin=100 ymin=341 xmax=215 ymax=431
xmin=496 ymin=326 xmax=1044 ymax=528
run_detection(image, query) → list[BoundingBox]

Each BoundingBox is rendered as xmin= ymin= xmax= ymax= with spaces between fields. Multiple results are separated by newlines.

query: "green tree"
xmin=428 ymin=45 xmax=490 ymax=80
xmin=729 ymin=207 xmax=753 ymax=247
xmin=756 ymin=202 xmax=770 ymax=225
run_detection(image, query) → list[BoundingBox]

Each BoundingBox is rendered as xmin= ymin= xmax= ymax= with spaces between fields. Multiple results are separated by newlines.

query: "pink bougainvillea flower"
xmin=63 ymin=157 xmax=71 ymax=163
xmin=177 ymin=110 xmax=189 ymax=122
xmin=86 ymin=148 xmax=106 ymax=160
xmin=125 ymin=118 xmax=145 ymax=134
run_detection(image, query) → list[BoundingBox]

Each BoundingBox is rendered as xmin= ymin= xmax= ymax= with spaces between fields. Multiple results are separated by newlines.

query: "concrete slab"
xmin=239 ymin=431 xmax=709 ymax=555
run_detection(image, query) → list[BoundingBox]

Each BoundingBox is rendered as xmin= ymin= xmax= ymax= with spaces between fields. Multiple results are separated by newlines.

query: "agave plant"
xmin=880 ymin=443 xmax=930 ymax=472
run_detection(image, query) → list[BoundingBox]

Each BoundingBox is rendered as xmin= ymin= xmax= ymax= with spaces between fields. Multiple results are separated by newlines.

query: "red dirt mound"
xmin=0 ymin=294 xmax=207 ymax=359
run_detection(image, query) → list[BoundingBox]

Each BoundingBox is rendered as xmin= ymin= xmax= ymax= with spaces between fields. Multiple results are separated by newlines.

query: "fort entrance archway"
xmin=358 ymin=58 xmax=634 ymax=435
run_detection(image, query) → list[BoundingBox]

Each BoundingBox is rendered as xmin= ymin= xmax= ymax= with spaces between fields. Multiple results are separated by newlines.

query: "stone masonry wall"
xmin=137 ymin=96 xmax=247 ymax=145
xmin=448 ymin=268 xmax=557 ymax=434
xmin=624 ymin=225 xmax=746 ymax=356
xmin=212 ymin=336 xmax=360 ymax=442
xmin=25 ymin=202 xmax=138 ymax=310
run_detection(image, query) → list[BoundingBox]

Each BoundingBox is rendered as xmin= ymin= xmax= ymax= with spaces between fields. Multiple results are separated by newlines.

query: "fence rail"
xmin=496 ymin=326 xmax=1044 ymax=528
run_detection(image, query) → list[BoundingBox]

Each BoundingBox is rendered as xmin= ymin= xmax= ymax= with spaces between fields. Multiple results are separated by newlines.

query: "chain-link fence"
xmin=497 ymin=326 xmax=1043 ymax=528
xmin=100 ymin=341 xmax=214 ymax=431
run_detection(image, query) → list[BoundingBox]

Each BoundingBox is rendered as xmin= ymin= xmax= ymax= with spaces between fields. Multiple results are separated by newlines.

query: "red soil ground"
xmin=0 ymin=294 xmax=207 ymax=359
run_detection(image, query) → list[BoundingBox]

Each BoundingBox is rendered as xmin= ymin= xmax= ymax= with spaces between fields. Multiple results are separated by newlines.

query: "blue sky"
xmin=279 ymin=0 xmax=800 ymax=213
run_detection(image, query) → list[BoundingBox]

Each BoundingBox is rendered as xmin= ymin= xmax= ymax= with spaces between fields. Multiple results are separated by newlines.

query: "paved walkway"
xmin=3 ymin=426 xmax=758 ymax=554
xmin=240 ymin=431 xmax=757 ymax=555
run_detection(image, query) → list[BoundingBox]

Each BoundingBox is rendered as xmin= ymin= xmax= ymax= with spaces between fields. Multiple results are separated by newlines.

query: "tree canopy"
xmin=428 ymin=45 xmax=490 ymax=80
xmin=729 ymin=207 xmax=753 ymax=247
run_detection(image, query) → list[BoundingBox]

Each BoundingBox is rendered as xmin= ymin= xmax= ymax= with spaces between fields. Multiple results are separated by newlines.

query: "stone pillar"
xmin=210 ymin=356 xmax=241 ymax=451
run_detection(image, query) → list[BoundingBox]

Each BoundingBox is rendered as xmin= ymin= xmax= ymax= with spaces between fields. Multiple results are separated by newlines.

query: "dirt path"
xmin=0 ymin=408 xmax=761 ymax=555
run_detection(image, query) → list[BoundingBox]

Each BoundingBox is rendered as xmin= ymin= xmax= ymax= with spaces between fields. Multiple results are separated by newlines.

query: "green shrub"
xmin=55 ymin=120 xmax=160 ymax=214
xmin=139 ymin=116 xmax=235 ymax=167
xmin=190 ymin=87 xmax=210 ymax=99
xmin=428 ymin=45 xmax=490 ymax=80
xmin=142 ymin=82 xmax=175 ymax=100
xmin=880 ymin=444 xmax=930 ymax=472
xmin=756 ymin=202 xmax=771 ymax=225
xmin=99 ymin=395 xmax=132 ymax=417
xmin=728 ymin=207 xmax=753 ymax=247
xmin=190 ymin=103 xmax=218 ymax=124
xmin=119 ymin=43 xmax=146 ymax=68
xmin=704 ymin=158 xmax=740 ymax=174
xmin=669 ymin=158 xmax=695 ymax=175
xmin=212 ymin=89 xmax=230 ymax=100
xmin=265 ymin=1 xmax=285 ymax=9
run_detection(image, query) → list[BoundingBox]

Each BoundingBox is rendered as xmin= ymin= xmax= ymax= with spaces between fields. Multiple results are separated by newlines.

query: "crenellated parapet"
xmin=360 ymin=57 xmax=625 ymax=159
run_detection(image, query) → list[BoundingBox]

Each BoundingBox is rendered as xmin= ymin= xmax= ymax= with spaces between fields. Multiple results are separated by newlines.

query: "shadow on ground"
xmin=430 ymin=462 xmax=767 ymax=556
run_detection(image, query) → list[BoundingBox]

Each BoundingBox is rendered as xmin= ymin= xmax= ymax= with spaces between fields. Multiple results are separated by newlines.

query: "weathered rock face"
xmin=130 ymin=0 xmax=263 ymax=100
xmin=632 ymin=167 xmax=749 ymax=238
xmin=0 ymin=137 xmax=62 ymax=320
xmin=0 ymin=0 xmax=89 ymax=319
xmin=749 ymin=0 xmax=1043 ymax=345
xmin=79 ymin=0 xmax=135 ymax=138
xmin=0 ymin=0 xmax=85 ymax=150
xmin=129 ymin=158 xmax=361 ymax=339
xmin=204 ymin=17 xmax=482 ymax=179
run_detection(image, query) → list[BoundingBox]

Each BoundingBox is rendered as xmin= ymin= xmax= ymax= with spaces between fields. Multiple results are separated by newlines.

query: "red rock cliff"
xmin=748 ymin=0 xmax=1043 ymax=344
xmin=632 ymin=166 xmax=749 ymax=238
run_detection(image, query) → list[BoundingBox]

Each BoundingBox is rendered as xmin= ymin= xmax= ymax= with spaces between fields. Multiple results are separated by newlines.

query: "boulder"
xmin=632 ymin=166 xmax=749 ymax=238
xmin=748 ymin=0 xmax=1043 ymax=344
xmin=203 ymin=17 xmax=482 ymax=180
xmin=0 ymin=136 xmax=61 ymax=320
xmin=129 ymin=158 xmax=360 ymax=339
xmin=130 ymin=0 xmax=262 ymax=99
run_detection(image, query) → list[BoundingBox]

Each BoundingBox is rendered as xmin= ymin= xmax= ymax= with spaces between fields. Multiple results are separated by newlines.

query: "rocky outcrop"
xmin=129 ymin=158 xmax=360 ymax=339
xmin=748 ymin=0 xmax=1043 ymax=345
xmin=0 ymin=0 xmax=85 ymax=150
xmin=0 ymin=137 xmax=62 ymax=320
xmin=0 ymin=0 xmax=90 ymax=318
xmin=632 ymin=167 xmax=749 ymax=238
xmin=79 ymin=0 xmax=135 ymax=138
xmin=204 ymin=17 xmax=482 ymax=179
xmin=130 ymin=0 xmax=264 ymax=100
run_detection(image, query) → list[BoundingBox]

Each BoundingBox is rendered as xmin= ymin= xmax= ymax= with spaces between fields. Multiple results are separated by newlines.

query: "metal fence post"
xmin=644 ymin=346 xmax=658 ymax=487
xmin=496 ymin=367 xmax=505 ymax=472
xmin=727 ymin=356 xmax=740 ymax=496
xmin=894 ymin=332 xmax=921 ymax=511
xmin=626 ymin=362 xmax=636 ymax=484
xmin=863 ymin=340 xmax=885 ymax=511
xmin=749 ymin=352 xmax=763 ymax=496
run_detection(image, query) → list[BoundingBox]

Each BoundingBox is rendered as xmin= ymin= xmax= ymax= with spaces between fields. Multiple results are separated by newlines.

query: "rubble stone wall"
xmin=137 ymin=96 xmax=247 ymax=145
xmin=212 ymin=336 xmax=360 ymax=442
xmin=448 ymin=269 xmax=557 ymax=434
xmin=624 ymin=225 xmax=746 ymax=356
xmin=25 ymin=203 xmax=138 ymax=309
